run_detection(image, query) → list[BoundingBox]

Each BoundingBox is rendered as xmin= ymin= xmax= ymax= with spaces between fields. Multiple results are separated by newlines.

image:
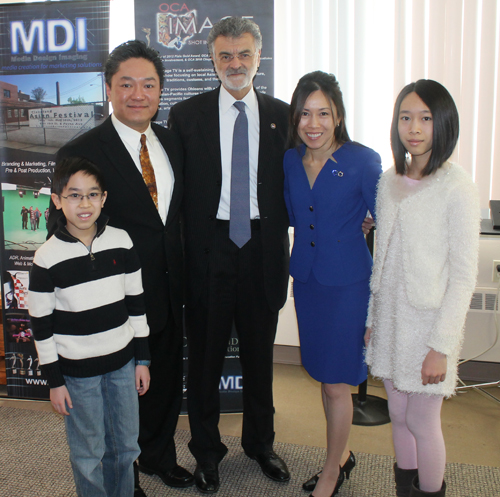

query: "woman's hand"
xmin=421 ymin=349 xmax=447 ymax=385
xmin=364 ymin=327 xmax=372 ymax=347
xmin=362 ymin=217 xmax=375 ymax=235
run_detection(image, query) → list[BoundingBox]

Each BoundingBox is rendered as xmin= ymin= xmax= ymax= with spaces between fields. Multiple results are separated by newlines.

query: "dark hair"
xmin=391 ymin=79 xmax=459 ymax=176
xmin=52 ymin=157 xmax=106 ymax=196
xmin=207 ymin=17 xmax=262 ymax=56
xmin=104 ymin=40 xmax=164 ymax=88
xmin=288 ymin=71 xmax=350 ymax=149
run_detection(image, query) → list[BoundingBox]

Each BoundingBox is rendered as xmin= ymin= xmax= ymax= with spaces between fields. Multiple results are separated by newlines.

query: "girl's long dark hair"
xmin=391 ymin=79 xmax=459 ymax=176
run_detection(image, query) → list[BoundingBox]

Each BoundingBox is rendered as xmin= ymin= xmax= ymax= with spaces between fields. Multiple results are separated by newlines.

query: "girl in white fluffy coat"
xmin=364 ymin=80 xmax=480 ymax=497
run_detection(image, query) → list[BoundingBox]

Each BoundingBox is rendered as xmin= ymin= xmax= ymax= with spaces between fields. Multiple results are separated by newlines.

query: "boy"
xmin=29 ymin=157 xmax=150 ymax=497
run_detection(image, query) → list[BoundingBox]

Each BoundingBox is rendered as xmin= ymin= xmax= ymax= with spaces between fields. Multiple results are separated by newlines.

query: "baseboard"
xmin=273 ymin=345 xmax=302 ymax=366
xmin=458 ymin=360 xmax=500 ymax=382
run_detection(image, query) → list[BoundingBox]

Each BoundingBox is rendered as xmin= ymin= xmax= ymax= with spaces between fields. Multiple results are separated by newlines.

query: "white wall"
xmin=461 ymin=235 xmax=500 ymax=363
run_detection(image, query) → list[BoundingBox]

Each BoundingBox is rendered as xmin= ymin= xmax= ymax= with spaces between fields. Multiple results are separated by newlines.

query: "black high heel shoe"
xmin=341 ymin=451 xmax=356 ymax=479
xmin=309 ymin=468 xmax=345 ymax=497
xmin=302 ymin=451 xmax=356 ymax=491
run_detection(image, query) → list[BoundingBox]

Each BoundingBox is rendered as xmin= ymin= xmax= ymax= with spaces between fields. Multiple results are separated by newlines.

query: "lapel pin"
xmin=332 ymin=170 xmax=344 ymax=177
xmin=270 ymin=123 xmax=276 ymax=129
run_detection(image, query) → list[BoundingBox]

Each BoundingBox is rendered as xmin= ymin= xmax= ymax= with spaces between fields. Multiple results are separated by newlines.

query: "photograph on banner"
xmin=0 ymin=0 xmax=110 ymax=399
xmin=3 ymin=269 xmax=29 ymax=310
xmin=2 ymin=177 xmax=52 ymax=253
xmin=4 ymin=312 xmax=48 ymax=399
xmin=135 ymin=0 xmax=274 ymax=125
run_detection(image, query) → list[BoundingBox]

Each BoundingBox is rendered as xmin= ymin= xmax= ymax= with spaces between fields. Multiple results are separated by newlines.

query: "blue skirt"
xmin=293 ymin=272 xmax=369 ymax=385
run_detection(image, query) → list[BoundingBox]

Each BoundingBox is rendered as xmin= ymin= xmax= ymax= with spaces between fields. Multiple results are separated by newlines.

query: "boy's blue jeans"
xmin=63 ymin=359 xmax=140 ymax=497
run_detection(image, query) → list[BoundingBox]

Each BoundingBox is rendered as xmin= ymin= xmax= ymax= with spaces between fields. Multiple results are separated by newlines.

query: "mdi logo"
xmin=219 ymin=375 xmax=243 ymax=391
xmin=11 ymin=18 xmax=88 ymax=54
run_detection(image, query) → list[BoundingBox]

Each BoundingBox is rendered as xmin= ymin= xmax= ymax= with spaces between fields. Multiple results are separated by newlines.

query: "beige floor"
xmin=180 ymin=364 xmax=500 ymax=468
xmin=1 ymin=363 xmax=499 ymax=468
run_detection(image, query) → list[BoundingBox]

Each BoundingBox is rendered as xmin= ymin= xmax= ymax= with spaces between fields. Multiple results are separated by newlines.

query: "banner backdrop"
xmin=0 ymin=0 xmax=110 ymax=399
xmin=135 ymin=0 xmax=275 ymax=413
xmin=135 ymin=0 xmax=274 ymax=124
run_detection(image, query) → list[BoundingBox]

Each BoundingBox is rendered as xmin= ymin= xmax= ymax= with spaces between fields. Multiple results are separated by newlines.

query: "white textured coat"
xmin=365 ymin=163 xmax=480 ymax=396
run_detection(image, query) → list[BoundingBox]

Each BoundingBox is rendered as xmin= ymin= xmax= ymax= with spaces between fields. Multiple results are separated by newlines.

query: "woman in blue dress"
xmin=284 ymin=71 xmax=382 ymax=497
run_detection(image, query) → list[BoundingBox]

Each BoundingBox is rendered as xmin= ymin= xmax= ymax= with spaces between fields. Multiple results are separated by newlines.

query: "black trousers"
xmin=138 ymin=309 xmax=184 ymax=471
xmin=186 ymin=221 xmax=279 ymax=464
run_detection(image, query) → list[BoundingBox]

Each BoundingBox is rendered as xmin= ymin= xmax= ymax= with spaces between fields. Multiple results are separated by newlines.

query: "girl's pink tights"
xmin=384 ymin=380 xmax=446 ymax=492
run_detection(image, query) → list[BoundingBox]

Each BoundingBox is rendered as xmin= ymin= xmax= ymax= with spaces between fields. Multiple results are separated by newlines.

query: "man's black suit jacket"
xmin=52 ymin=116 xmax=184 ymax=333
xmin=168 ymin=87 xmax=290 ymax=312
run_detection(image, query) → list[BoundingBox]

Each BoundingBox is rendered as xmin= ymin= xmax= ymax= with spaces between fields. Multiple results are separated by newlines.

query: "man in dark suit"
xmin=168 ymin=18 xmax=290 ymax=494
xmin=51 ymin=41 xmax=193 ymax=496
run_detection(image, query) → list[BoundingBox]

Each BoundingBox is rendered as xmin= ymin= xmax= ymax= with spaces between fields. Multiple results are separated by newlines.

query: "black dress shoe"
xmin=303 ymin=451 xmax=356 ymax=491
xmin=247 ymin=450 xmax=290 ymax=482
xmin=138 ymin=463 xmax=194 ymax=488
xmin=194 ymin=462 xmax=220 ymax=494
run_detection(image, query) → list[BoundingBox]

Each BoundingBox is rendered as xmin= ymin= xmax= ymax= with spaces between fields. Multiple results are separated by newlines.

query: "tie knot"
xmin=234 ymin=101 xmax=245 ymax=113
xmin=140 ymin=134 xmax=147 ymax=146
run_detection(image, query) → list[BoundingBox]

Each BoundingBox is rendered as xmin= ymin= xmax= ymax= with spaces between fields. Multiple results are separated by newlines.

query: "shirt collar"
xmin=55 ymin=213 xmax=109 ymax=243
xmin=111 ymin=113 xmax=153 ymax=149
xmin=219 ymin=85 xmax=258 ymax=118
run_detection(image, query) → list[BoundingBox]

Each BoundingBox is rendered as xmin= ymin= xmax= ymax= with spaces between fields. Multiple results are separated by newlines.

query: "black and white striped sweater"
xmin=29 ymin=215 xmax=150 ymax=388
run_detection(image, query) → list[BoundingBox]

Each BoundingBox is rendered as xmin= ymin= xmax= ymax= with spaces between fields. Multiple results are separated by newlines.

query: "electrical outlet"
xmin=493 ymin=260 xmax=500 ymax=282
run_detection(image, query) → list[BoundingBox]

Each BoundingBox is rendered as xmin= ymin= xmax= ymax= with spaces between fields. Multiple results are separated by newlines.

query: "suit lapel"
xmin=153 ymin=125 xmax=182 ymax=228
xmin=256 ymin=91 xmax=277 ymax=182
xmin=197 ymin=88 xmax=223 ymax=182
xmin=98 ymin=117 xmax=162 ymax=222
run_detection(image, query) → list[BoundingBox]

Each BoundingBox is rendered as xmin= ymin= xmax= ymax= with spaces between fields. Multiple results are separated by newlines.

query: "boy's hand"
xmin=50 ymin=385 xmax=72 ymax=415
xmin=136 ymin=365 xmax=150 ymax=396
xmin=421 ymin=349 xmax=447 ymax=385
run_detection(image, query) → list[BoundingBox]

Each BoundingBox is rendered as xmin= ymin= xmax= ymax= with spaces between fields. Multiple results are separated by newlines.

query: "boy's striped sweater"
xmin=29 ymin=214 xmax=150 ymax=388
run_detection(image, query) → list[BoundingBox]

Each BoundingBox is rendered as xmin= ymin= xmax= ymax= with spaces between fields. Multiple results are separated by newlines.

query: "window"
xmin=3 ymin=89 xmax=11 ymax=98
xmin=275 ymin=0 xmax=500 ymax=211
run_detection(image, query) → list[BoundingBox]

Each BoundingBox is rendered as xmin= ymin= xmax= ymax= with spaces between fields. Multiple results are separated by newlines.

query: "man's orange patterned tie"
xmin=140 ymin=134 xmax=158 ymax=209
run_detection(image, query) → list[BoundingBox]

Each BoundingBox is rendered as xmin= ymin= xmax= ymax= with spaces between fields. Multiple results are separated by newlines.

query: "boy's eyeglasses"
xmin=60 ymin=192 xmax=104 ymax=204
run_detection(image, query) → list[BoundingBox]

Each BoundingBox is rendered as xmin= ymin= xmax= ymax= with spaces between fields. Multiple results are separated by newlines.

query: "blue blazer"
xmin=284 ymin=142 xmax=382 ymax=286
